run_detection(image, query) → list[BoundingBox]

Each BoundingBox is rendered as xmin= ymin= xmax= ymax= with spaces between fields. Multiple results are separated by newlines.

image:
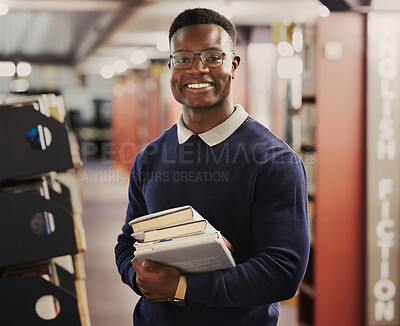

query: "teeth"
xmin=187 ymin=83 xmax=211 ymax=89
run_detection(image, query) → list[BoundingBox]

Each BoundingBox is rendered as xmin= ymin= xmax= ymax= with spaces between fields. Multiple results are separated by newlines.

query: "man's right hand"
xmin=221 ymin=234 xmax=234 ymax=253
xmin=131 ymin=258 xmax=181 ymax=302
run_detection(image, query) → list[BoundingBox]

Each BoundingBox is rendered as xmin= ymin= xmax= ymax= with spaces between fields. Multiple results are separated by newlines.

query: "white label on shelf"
xmin=367 ymin=12 xmax=400 ymax=325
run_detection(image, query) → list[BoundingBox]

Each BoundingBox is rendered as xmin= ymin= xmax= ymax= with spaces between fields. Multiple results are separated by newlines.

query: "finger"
xmin=142 ymin=290 xmax=168 ymax=301
xmin=146 ymin=296 xmax=168 ymax=302
xmin=221 ymin=234 xmax=234 ymax=253
xmin=140 ymin=288 xmax=168 ymax=302
xmin=141 ymin=259 xmax=151 ymax=269
xmin=131 ymin=257 xmax=145 ymax=273
xmin=142 ymin=260 xmax=164 ymax=276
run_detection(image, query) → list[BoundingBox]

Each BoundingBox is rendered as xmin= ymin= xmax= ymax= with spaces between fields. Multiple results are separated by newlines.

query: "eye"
xmin=173 ymin=52 xmax=192 ymax=63
xmin=177 ymin=57 xmax=191 ymax=63
xmin=203 ymin=50 xmax=223 ymax=63
xmin=205 ymin=55 xmax=221 ymax=62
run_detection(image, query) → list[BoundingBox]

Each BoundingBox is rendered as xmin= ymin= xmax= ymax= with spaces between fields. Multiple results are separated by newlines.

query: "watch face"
xmin=167 ymin=297 xmax=186 ymax=307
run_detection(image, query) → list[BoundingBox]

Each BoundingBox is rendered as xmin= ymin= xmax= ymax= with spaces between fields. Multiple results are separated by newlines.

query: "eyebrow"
xmin=171 ymin=47 xmax=223 ymax=53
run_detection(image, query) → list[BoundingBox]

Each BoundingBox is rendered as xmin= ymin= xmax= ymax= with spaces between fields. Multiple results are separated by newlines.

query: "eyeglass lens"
xmin=172 ymin=50 xmax=224 ymax=69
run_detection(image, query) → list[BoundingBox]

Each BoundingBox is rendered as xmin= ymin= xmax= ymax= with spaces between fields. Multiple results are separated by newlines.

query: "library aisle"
xmin=79 ymin=161 xmax=296 ymax=326
xmin=79 ymin=161 xmax=139 ymax=326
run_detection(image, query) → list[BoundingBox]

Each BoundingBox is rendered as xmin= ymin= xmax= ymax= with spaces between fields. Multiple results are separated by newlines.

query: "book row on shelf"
xmin=0 ymin=94 xmax=90 ymax=326
xmin=291 ymin=99 xmax=316 ymax=244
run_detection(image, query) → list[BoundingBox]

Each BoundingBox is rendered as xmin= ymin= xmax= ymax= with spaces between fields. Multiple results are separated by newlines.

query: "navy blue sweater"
xmin=115 ymin=115 xmax=310 ymax=325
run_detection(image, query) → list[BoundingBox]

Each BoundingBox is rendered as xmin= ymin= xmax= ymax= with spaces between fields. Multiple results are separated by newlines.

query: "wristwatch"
xmin=167 ymin=275 xmax=186 ymax=306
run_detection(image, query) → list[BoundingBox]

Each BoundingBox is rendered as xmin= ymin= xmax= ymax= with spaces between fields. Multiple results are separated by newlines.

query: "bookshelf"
xmin=296 ymin=13 xmax=365 ymax=326
xmin=0 ymin=94 xmax=90 ymax=326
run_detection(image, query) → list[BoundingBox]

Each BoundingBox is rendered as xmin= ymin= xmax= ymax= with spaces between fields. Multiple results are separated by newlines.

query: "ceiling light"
xmin=318 ymin=5 xmax=330 ymax=17
xmin=157 ymin=35 xmax=169 ymax=52
xmin=130 ymin=50 xmax=147 ymax=65
xmin=277 ymin=42 xmax=294 ymax=57
xmin=100 ymin=65 xmax=114 ymax=79
xmin=0 ymin=2 xmax=8 ymax=16
xmin=113 ymin=59 xmax=128 ymax=74
xmin=0 ymin=62 xmax=16 ymax=76
xmin=277 ymin=57 xmax=303 ymax=79
xmin=17 ymin=62 xmax=32 ymax=77
xmin=291 ymin=76 xmax=302 ymax=109
xmin=10 ymin=79 xmax=30 ymax=93
xmin=292 ymin=31 xmax=303 ymax=52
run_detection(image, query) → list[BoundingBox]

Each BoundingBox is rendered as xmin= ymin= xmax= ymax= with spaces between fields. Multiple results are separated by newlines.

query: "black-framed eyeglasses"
xmin=170 ymin=49 xmax=235 ymax=70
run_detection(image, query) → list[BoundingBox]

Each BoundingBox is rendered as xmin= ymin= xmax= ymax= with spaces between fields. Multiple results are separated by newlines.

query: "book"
xmin=132 ymin=219 xmax=207 ymax=243
xmin=129 ymin=205 xmax=202 ymax=233
xmin=131 ymin=206 xmax=236 ymax=273
xmin=134 ymin=231 xmax=236 ymax=273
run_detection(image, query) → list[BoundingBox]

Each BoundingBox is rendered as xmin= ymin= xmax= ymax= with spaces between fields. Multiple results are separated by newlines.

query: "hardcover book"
xmin=132 ymin=220 xmax=207 ymax=243
xmin=129 ymin=205 xmax=202 ymax=233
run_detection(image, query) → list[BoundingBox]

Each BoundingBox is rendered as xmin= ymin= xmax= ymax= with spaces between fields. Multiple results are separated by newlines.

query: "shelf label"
xmin=367 ymin=12 xmax=400 ymax=325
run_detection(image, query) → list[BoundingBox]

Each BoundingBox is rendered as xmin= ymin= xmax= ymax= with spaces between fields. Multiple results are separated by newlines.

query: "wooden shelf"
xmin=312 ymin=13 xmax=365 ymax=326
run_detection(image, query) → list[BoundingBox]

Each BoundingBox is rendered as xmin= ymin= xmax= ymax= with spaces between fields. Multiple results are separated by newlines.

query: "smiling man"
xmin=115 ymin=8 xmax=310 ymax=326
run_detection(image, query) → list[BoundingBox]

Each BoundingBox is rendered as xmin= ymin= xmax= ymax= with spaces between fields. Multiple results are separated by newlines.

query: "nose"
xmin=190 ymin=54 xmax=209 ymax=73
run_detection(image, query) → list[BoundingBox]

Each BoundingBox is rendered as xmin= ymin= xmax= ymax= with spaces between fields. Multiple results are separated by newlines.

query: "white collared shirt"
xmin=177 ymin=105 xmax=248 ymax=147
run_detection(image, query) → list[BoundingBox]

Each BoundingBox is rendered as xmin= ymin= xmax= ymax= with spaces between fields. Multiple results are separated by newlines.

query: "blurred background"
xmin=0 ymin=0 xmax=399 ymax=325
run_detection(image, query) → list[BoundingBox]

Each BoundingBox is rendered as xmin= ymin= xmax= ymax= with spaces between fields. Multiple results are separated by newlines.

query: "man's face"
xmin=169 ymin=24 xmax=240 ymax=110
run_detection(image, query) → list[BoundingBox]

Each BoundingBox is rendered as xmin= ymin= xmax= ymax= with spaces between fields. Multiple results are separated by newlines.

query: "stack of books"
xmin=130 ymin=206 xmax=235 ymax=273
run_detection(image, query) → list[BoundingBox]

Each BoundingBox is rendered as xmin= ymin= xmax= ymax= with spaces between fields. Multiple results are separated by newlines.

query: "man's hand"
xmin=221 ymin=234 xmax=234 ymax=253
xmin=131 ymin=258 xmax=181 ymax=302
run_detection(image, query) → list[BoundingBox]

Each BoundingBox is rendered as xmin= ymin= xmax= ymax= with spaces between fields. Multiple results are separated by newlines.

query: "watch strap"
xmin=174 ymin=275 xmax=187 ymax=300
xmin=167 ymin=275 xmax=186 ymax=306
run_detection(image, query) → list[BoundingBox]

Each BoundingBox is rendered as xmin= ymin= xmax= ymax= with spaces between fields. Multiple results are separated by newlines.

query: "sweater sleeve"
xmin=115 ymin=156 xmax=148 ymax=295
xmin=185 ymin=152 xmax=310 ymax=307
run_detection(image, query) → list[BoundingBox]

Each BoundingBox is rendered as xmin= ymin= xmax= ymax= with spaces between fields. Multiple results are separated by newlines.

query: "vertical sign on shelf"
xmin=367 ymin=12 xmax=400 ymax=326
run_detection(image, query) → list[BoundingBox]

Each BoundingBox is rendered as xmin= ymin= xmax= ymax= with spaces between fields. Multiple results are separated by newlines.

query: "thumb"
xmin=131 ymin=257 xmax=145 ymax=272
xmin=142 ymin=259 xmax=151 ymax=269
xmin=142 ymin=260 xmax=165 ymax=276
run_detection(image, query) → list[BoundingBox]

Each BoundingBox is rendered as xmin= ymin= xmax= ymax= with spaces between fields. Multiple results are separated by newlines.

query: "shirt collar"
xmin=177 ymin=104 xmax=248 ymax=147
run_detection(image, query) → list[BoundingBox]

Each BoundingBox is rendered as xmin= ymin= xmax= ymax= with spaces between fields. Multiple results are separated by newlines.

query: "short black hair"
xmin=169 ymin=8 xmax=237 ymax=48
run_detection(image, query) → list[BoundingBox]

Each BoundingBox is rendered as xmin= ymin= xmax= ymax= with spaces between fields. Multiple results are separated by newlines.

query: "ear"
xmin=231 ymin=55 xmax=240 ymax=79
xmin=167 ymin=61 xmax=172 ymax=70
